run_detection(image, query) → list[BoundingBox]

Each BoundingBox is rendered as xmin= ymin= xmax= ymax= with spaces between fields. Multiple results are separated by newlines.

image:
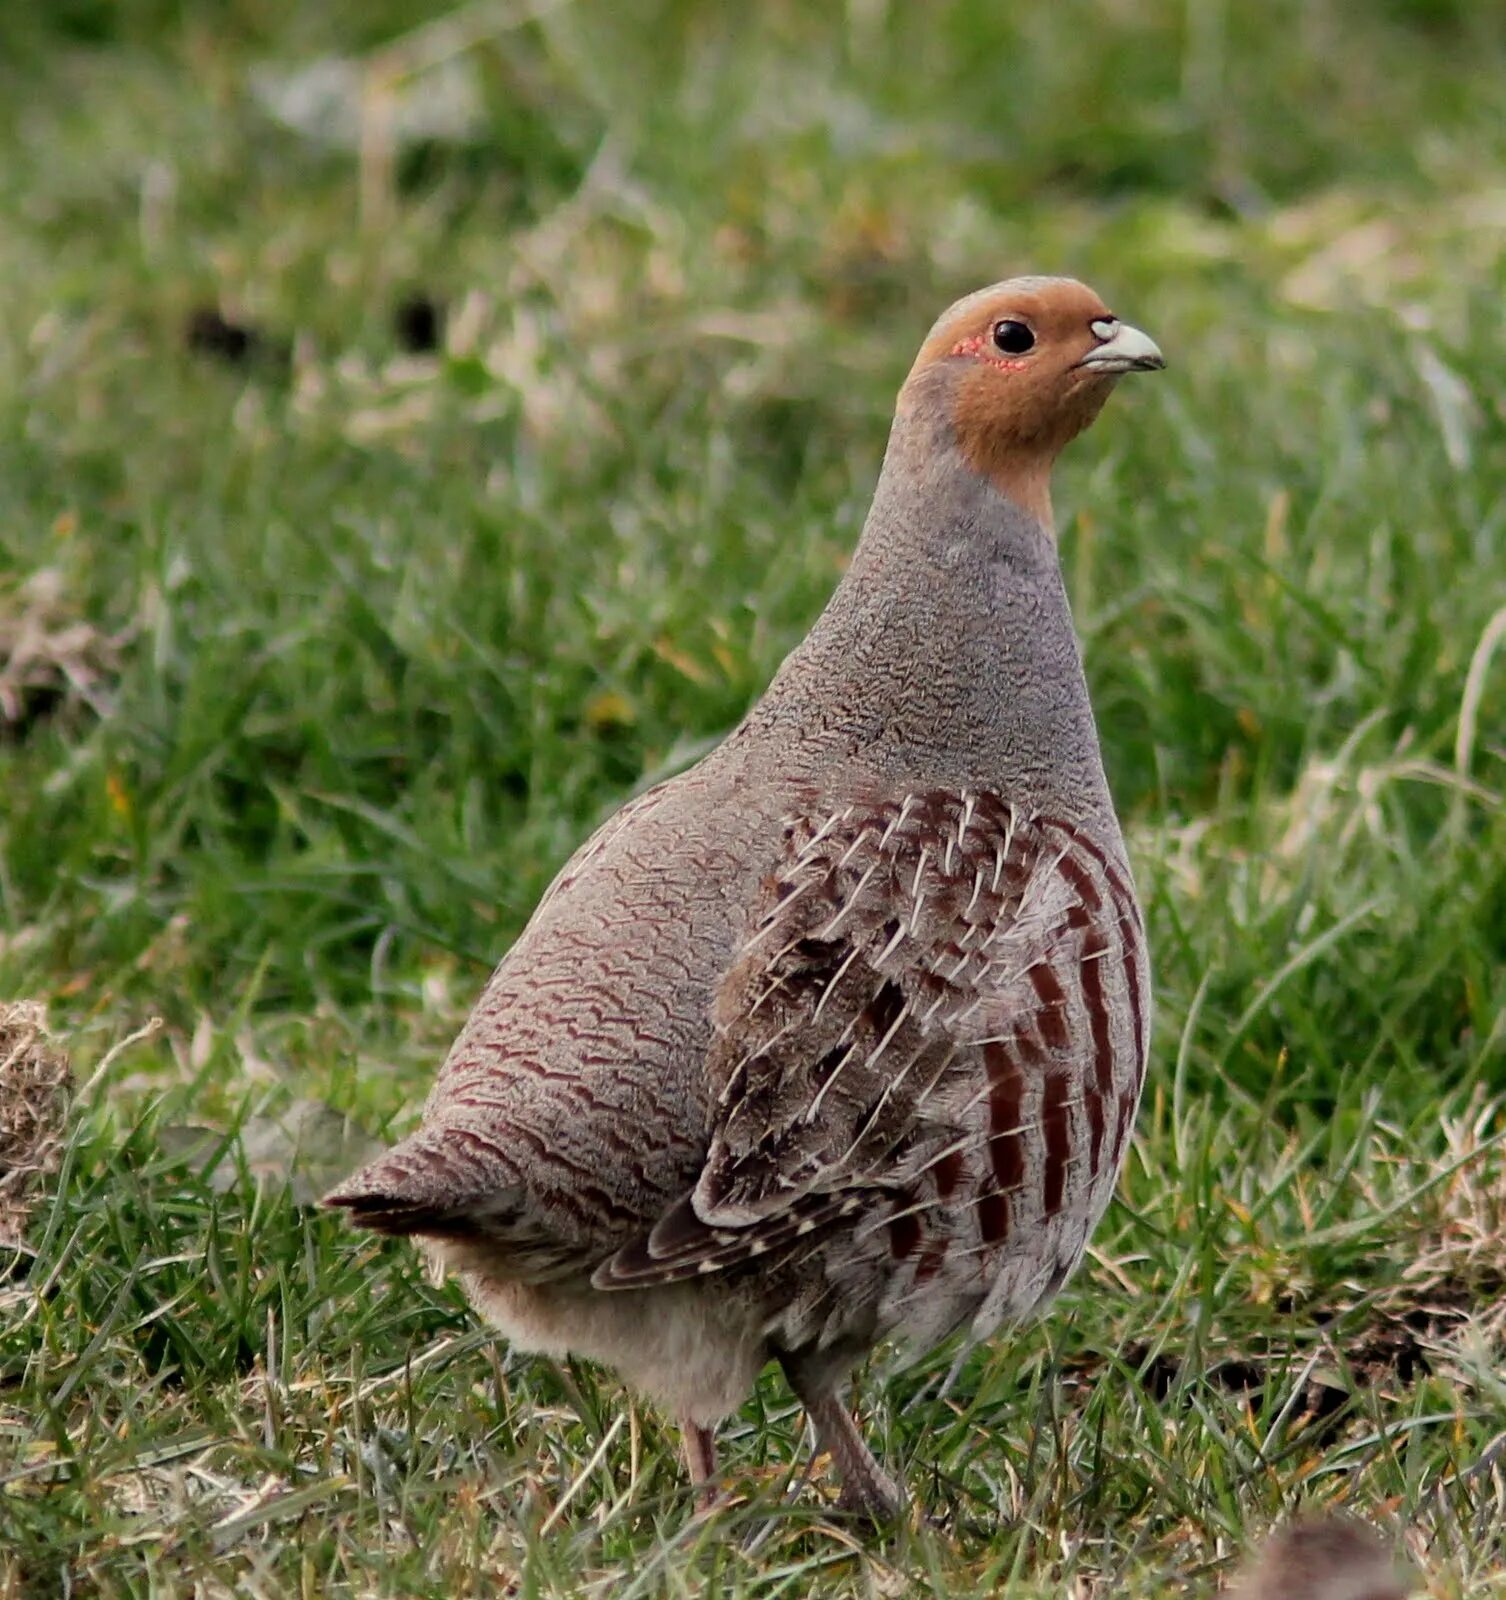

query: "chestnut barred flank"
xmin=596 ymin=788 xmax=1149 ymax=1370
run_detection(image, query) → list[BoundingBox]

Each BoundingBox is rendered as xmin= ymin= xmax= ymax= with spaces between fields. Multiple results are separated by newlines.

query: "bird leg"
xmin=681 ymin=1417 xmax=720 ymax=1513
xmin=784 ymin=1367 xmax=904 ymax=1523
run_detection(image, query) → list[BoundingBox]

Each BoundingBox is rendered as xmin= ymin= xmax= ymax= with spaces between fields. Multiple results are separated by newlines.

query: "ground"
xmin=1 ymin=1 xmax=1505 ymax=1595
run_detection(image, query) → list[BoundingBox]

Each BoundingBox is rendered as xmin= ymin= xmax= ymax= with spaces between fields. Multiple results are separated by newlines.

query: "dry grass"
xmin=0 ymin=1002 xmax=71 ymax=1251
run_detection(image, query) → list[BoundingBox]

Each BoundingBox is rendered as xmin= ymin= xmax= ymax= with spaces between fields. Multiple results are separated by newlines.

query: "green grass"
xmin=2 ymin=0 xmax=1506 ymax=1593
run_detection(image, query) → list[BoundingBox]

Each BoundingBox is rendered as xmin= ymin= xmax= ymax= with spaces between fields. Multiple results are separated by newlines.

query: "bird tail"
xmin=322 ymin=1123 xmax=514 ymax=1241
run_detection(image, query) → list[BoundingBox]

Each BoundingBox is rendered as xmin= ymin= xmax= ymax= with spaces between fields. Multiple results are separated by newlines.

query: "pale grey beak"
xmin=1076 ymin=321 xmax=1165 ymax=374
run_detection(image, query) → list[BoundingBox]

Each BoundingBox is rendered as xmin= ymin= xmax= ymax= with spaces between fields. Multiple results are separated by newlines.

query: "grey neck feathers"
xmin=743 ymin=411 xmax=1115 ymax=826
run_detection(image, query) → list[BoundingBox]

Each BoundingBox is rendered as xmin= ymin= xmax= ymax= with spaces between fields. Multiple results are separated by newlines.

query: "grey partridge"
xmin=326 ymin=277 xmax=1164 ymax=1521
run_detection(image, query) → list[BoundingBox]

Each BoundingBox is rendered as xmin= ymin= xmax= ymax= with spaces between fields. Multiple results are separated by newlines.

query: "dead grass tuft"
xmin=0 ymin=1000 xmax=73 ymax=1250
xmin=0 ymin=567 xmax=124 ymax=732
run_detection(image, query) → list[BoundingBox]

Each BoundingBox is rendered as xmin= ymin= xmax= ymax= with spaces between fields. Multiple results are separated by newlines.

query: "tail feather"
xmin=323 ymin=1122 xmax=518 ymax=1241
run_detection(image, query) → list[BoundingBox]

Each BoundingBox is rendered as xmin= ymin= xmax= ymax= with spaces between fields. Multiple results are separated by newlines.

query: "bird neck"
xmin=745 ymin=413 xmax=1116 ymax=826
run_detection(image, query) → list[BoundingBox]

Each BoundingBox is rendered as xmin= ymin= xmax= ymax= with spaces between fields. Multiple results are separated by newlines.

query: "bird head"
xmin=898 ymin=276 xmax=1164 ymax=529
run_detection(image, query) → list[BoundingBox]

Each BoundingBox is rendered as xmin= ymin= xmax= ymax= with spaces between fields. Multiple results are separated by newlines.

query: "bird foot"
xmin=786 ymin=1370 xmax=906 ymax=1529
xmin=835 ymin=1472 xmax=906 ymax=1526
xmin=681 ymin=1416 xmax=721 ymax=1515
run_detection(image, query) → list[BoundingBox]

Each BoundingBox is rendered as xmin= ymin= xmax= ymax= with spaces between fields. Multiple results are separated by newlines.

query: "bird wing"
xmin=595 ymin=786 xmax=1147 ymax=1289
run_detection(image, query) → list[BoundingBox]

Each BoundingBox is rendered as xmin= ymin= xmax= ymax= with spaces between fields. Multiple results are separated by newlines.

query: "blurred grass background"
xmin=1 ymin=0 xmax=1504 ymax=1594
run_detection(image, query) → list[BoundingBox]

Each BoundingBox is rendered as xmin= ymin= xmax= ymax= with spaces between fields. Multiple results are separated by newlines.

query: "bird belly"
xmin=458 ymin=1262 xmax=768 ymax=1427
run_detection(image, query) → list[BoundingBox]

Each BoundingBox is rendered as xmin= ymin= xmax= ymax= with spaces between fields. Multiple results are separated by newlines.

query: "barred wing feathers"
xmin=597 ymin=787 xmax=1148 ymax=1290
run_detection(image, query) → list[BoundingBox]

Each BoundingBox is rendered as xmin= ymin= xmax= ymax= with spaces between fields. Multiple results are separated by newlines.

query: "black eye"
xmin=991 ymin=319 xmax=1035 ymax=355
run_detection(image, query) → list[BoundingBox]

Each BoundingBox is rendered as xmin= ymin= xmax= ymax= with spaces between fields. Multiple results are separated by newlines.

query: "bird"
xmin=325 ymin=276 xmax=1164 ymax=1522
xmin=1228 ymin=1516 xmax=1413 ymax=1600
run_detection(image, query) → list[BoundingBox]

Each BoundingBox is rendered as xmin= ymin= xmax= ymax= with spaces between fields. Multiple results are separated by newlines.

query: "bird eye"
xmin=991 ymin=319 xmax=1035 ymax=356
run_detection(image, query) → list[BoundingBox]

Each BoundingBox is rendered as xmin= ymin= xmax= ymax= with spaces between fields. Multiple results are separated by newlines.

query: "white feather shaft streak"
xmin=811 ymin=944 xmax=863 ymax=1021
xmin=815 ymin=861 xmax=879 ymax=940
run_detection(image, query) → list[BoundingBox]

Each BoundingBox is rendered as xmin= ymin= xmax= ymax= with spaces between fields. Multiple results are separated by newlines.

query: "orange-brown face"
xmin=899 ymin=277 xmax=1164 ymax=527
